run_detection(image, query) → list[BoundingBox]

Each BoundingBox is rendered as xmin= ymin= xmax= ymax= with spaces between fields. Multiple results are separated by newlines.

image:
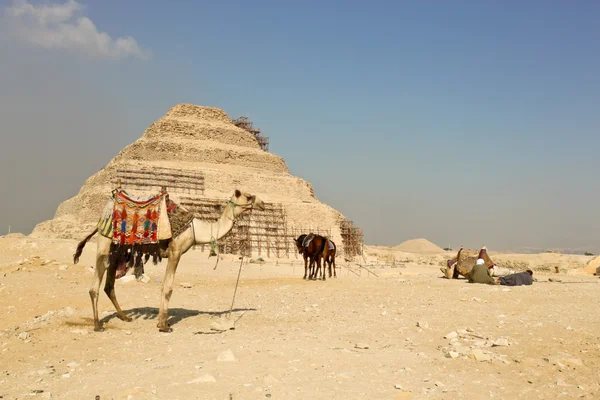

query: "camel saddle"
xmin=96 ymin=189 xmax=194 ymax=279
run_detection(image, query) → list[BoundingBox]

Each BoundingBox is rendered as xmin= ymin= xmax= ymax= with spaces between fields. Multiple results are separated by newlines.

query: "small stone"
xmin=180 ymin=282 xmax=193 ymax=288
xmin=263 ymin=375 xmax=279 ymax=386
xmin=394 ymin=384 xmax=404 ymax=390
xmin=471 ymin=349 xmax=492 ymax=362
xmin=145 ymin=358 xmax=153 ymax=362
xmin=37 ymin=367 xmax=55 ymax=375
xmin=18 ymin=331 xmax=30 ymax=340
xmin=58 ymin=265 xmax=68 ymax=271
xmin=435 ymin=381 xmax=445 ymax=387
xmin=446 ymin=351 xmax=460 ymax=359
xmin=578 ymin=385 xmax=585 ymax=390
xmin=124 ymin=331 xmax=132 ymax=335
xmin=137 ymin=274 xmax=151 ymax=284
xmin=416 ymin=321 xmax=429 ymax=329
xmin=217 ymin=349 xmax=237 ymax=362
xmin=187 ymin=374 xmax=216 ymax=383
xmin=492 ymin=338 xmax=509 ymax=347
xmin=502 ymin=288 xmax=511 ymax=292
xmin=67 ymin=362 xmax=80 ymax=368
xmin=444 ymin=331 xmax=458 ymax=340
xmin=354 ymin=343 xmax=370 ymax=349
xmin=61 ymin=373 xmax=71 ymax=378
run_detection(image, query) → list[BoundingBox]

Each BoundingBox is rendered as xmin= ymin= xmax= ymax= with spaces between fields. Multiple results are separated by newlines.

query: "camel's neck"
xmin=191 ymin=202 xmax=237 ymax=244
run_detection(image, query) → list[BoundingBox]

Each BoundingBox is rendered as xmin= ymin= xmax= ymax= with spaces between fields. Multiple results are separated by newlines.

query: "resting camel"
xmin=74 ymin=190 xmax=264 ymax=332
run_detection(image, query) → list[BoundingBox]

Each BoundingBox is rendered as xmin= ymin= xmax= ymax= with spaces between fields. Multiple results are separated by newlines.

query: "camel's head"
xmin=230 ymin=190 xmax=265 ymax=216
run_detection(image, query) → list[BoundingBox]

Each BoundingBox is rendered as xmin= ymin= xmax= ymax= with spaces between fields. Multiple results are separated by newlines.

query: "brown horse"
xmin=295 ymin=233 xmax=328 ymax=280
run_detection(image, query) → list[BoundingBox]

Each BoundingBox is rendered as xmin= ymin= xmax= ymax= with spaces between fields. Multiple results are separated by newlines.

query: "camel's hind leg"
xmin=89 ymin=253 xmax=108 ymax=332
xmin=103 ymin=261 xmax=132 ymax=323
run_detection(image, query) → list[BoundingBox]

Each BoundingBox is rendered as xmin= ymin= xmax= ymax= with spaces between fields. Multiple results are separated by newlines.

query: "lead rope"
xmin=227 ymin=201 xmax=254 ymax=322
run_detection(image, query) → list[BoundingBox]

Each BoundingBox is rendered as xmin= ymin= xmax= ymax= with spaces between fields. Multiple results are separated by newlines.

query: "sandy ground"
xmin=1 ymin=236 xmax=600 ymax=400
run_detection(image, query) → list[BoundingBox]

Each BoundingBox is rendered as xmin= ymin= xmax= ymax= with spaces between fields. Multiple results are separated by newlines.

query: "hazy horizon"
xmin=1 ymin=1 xmax=599 ymax=253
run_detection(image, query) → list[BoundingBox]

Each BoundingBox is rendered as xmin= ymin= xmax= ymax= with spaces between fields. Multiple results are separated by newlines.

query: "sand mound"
xmin=394 ymin=238 xmax=444 ymax=254
xmin=583 ymin=256 xmax=600 ymax=275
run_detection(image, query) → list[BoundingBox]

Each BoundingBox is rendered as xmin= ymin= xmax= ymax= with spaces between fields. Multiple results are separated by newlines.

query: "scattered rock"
xmin=211 ymin=318 xmax=235 ymax=331
xmin=416 ymin=321 xmax=429 ymax=329
xmin=471 ymin=349 xmax=492 ymax=362
xmin=58 ymin=265 xmax=68 ymax=271
xmin=217 ymin=349 xmax=237 ymax=362
xmin=263 ymin=375 xmax=279 ymax=386
xmin=180 ymin=282 xmax=193 ymax=289
xmin=67 ymin=362 xmax=80 ymax=369
xmin=444 ymin=331 xmax=458 ymax=340
xmin=446 ymin=351 xmax=459 ymax=359
xmin=18 ymin=331 xmax=30 ymax=340
xmin=492 ymin=338 xmax=510 ymax=347
xmin=354 ymin=343 xmax=370 ymax=349
xmin=187 ymin=374 xmax=216 ymax=383
xmin=36 ymin=367 xmax=55 ymax=375
xmin=394 ymin=384 xmax=404 ymax=390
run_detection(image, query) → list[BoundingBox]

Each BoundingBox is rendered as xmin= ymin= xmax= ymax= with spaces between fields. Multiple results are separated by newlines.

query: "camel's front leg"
xmin=89 ymin=254 xmax=107 ymax=332
xmin=157 ymin=254 xmax=181 ymax=332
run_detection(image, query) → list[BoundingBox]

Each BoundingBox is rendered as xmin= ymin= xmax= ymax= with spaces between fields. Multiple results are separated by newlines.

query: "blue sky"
xmin=1 ymin=1 xmax=599 ymax=251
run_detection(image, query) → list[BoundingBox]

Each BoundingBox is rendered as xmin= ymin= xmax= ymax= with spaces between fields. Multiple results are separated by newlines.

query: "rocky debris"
xmin=444 ymin=331 xmax=458 ymax=340
xmin=416 ymin=321 xmax=429 ymax=329
xmin=217 ymin=349 xmax=237 ymax=362
xmin=18 ymin=332 xmax=30 ymax=340
xmin=15 ymin=307 xmax=75 ymax=331
xmin=187 ymin=374 xmax=216 ymax=384
xmin=180 ymin=282 xmax=193 ymax=289
xmin=354 ymin=343 xmax=370 ymax=350
xmin=441 ymin=329 xmax=513 ymax=363
xmin=58 ymin=265 xmax=68 ymax=271
xmin=35 ymin=367 xmax=55 ymax=375
xmin=263 ymin=375 xmax=279 ymax=386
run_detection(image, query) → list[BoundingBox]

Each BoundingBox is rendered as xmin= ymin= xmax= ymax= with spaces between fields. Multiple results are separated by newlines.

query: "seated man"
xmin=468 ymin=258 xmax=498 ymax=285
xmin=498 ymin=269 xmax=534 ymax=286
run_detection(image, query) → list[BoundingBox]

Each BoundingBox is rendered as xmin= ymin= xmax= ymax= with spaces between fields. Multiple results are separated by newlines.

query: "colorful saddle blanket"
xmin=96 ymin=189 xmax=194 ymax=280
xmin=97 ymin=189 xmax=194 ymax=243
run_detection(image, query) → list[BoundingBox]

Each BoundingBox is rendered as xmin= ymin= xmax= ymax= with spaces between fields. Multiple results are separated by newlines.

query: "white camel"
xmin=73 ymin=190 xmax=264 ymax=332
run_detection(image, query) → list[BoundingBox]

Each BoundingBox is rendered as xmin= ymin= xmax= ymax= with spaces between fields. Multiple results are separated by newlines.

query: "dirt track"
xmin=1 ymin=237 xmax=600 ymax=400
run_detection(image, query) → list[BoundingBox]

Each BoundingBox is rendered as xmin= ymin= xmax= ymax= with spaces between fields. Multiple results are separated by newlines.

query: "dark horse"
xmin=295 ymin=233 xmax=329 ymax=280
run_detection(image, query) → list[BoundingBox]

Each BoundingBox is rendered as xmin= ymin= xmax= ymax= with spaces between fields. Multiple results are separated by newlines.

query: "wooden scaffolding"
xmin=232 ymin=116 xmax=269 ymax=152
xmin=114 ymin=167 xmax=205 ymax=195
xmin=340 ymin=219 xmax=364 ymax=258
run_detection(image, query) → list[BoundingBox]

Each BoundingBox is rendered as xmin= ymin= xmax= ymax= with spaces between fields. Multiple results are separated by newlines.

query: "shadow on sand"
xmin=99 ymin=307 xmax=257 ymax=327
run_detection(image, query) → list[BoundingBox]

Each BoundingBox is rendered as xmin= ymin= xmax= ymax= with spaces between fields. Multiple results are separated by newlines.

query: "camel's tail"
xmin=73 ymin=228 xmax=98 ymax=264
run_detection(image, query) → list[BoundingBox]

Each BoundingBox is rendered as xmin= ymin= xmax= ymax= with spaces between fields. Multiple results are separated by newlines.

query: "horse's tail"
xmin=73 ymin=228 xmax=98 ymax=264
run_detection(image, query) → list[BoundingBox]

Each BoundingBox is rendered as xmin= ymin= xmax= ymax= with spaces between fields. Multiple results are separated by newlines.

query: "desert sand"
xmin=1 ymin=234 xmax=599 ymax=400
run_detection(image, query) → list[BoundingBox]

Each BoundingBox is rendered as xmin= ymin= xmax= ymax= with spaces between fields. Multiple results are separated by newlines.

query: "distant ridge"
xmin=393 ymin=238 xmax=444 ymax=255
